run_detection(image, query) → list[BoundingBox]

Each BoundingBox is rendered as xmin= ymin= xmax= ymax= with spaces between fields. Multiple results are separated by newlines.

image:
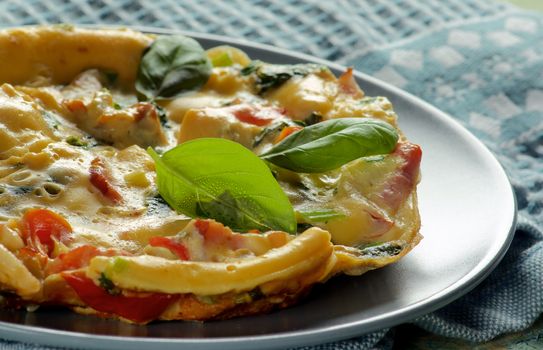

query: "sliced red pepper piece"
xmin=274 ymin=125 xmax=303 ymax=144
xmin=52 ymin=245 xmax=100 ymax=272
xmin=148 ymin=236 xmax=190 ymax=260
xmin=89 ymin=157 xmax=123 ymax=203
xmin=62 ymin=271 xmax=176 ymax=323
xmin=20 ymin=208 xmax=73 ymax=257
xmin=378 ymin=142 xmax=422 ymax=212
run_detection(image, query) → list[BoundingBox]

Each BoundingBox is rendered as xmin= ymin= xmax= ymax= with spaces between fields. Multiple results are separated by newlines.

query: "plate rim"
xmin=0 ymin=25 xmax=517 ymax=350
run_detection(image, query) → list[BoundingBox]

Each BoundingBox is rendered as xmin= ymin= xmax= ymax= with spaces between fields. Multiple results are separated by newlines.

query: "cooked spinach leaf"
xmin=303 ymin=113 xmax=324 ymax=126
xmin=136 ymin=35 xmax=212 ymax=100
xmin=8 ymin=185 xmax=34 ymax=195
xmin=358 ymin=242 xmax=403 ymax=258
xmin=296 ymin=223 xmax=313 ymax=233
xmin=242 ymin=60 xmax=325 ymax=94
xmin=260 ymin=118 xmax=399 ymax=173
xmin=98 ymin=273 xmax=120 ymax=295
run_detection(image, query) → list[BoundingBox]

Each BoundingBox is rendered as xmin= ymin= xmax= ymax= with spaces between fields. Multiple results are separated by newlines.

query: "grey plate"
xmin=0 ymin=28 xmax=516 ymax=350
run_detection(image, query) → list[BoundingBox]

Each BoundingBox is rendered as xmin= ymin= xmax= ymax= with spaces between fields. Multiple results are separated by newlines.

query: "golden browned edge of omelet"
xmin=0 ymin=25 xmax=422 ymax=323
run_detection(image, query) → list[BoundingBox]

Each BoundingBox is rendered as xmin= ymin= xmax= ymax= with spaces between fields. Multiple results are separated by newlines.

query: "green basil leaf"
xmin=260 ymin=118 xmax=399 ymax=173
xmin=136 ymin=35 xmax=212 ymax=100
xmin=148 ymin=138 xmax=296 ymax=234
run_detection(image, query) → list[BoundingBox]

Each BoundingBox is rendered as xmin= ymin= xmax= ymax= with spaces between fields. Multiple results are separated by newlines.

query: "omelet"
xmin=0 ymin=26 xmax=421 ymax=323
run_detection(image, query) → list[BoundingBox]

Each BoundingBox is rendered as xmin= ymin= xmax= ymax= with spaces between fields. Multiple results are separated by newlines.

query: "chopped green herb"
xmin=240 ymin=60 xmax=260 ymax=76
xmin=42 ymin=111 xmax=60 ymax=131
xmin=98 ymin=273 xmax=120 ymax=295
xmin=65 ymin=136 xmax=88 ymax=148
xmin=145 ymin=194 xmax=172 ymax=217
xmin=211 ymin=52 xmax=233 ymax=67
xmin=234 ymin=293 xmax=252 ymax=304
xmin=363 ymin=155 xmax=386 ymax=163
xmin=359 ymin=97 xmax=380 ymax=105
xmin=153 ymin=103 xmax=169 ymax=127
xmin=297 ymin=208 xmax=346 ymax=223
xmin=112 ymin=258 xmax=128 ymax=273
xmin=196 ymin=295 xmax=216 ymax=305
xmin=242 ymin=60 xmax=324 ymax=94
xmin=10 ymin=186 xmax=34 ymax=195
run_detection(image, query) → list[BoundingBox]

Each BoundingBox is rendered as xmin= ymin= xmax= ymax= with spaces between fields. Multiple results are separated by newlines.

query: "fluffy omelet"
xmin=0 ymin=26 xmax=421 ymax=323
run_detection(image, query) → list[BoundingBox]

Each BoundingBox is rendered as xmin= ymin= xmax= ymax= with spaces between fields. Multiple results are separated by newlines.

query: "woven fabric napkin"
xmin=1 ymin=0 xmax=543 ymax=349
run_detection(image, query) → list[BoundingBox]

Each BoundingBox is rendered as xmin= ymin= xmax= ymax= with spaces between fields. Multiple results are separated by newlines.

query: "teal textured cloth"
xmin=1 ymin=1 xmax=542 ymax=349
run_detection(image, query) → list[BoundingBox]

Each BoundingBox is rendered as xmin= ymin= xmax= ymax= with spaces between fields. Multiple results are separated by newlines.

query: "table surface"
xmin=394 ymin=4 xmax=543 ymax=349
xmin=503 ymin=0 xmax=543 ymax=12
xmin=395 ymin=317 xmax=543 ymax=349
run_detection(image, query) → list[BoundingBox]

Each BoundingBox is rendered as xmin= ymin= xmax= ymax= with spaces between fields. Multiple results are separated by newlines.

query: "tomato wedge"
xmin=148 ymin=236 xmax=190 ymax=260
xmin=62 ymin=272 xmax=176 ymax=323
xmin=21 ymin=208 xmax=72 ymax=257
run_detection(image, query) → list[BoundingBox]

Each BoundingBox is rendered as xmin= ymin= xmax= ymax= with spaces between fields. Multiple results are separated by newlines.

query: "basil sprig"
xmin=136 ymin=35 xmax=212 ymax=100
xmin=148 ymin=139 xmax=296 ymax=234
xmin=260 ymin=118 xmax=399 ymax=173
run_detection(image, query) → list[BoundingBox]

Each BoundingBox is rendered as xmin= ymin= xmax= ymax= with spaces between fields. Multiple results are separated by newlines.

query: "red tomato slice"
xmin=230 ymin=105 xmax=282 ymax=126
xmin=148 ymin=236 xmax=190 ymax=260
xmin=21 ymin=208 xmax=73 ymax=257
xmin=62 ymin=272 xmax=176 ymax=323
